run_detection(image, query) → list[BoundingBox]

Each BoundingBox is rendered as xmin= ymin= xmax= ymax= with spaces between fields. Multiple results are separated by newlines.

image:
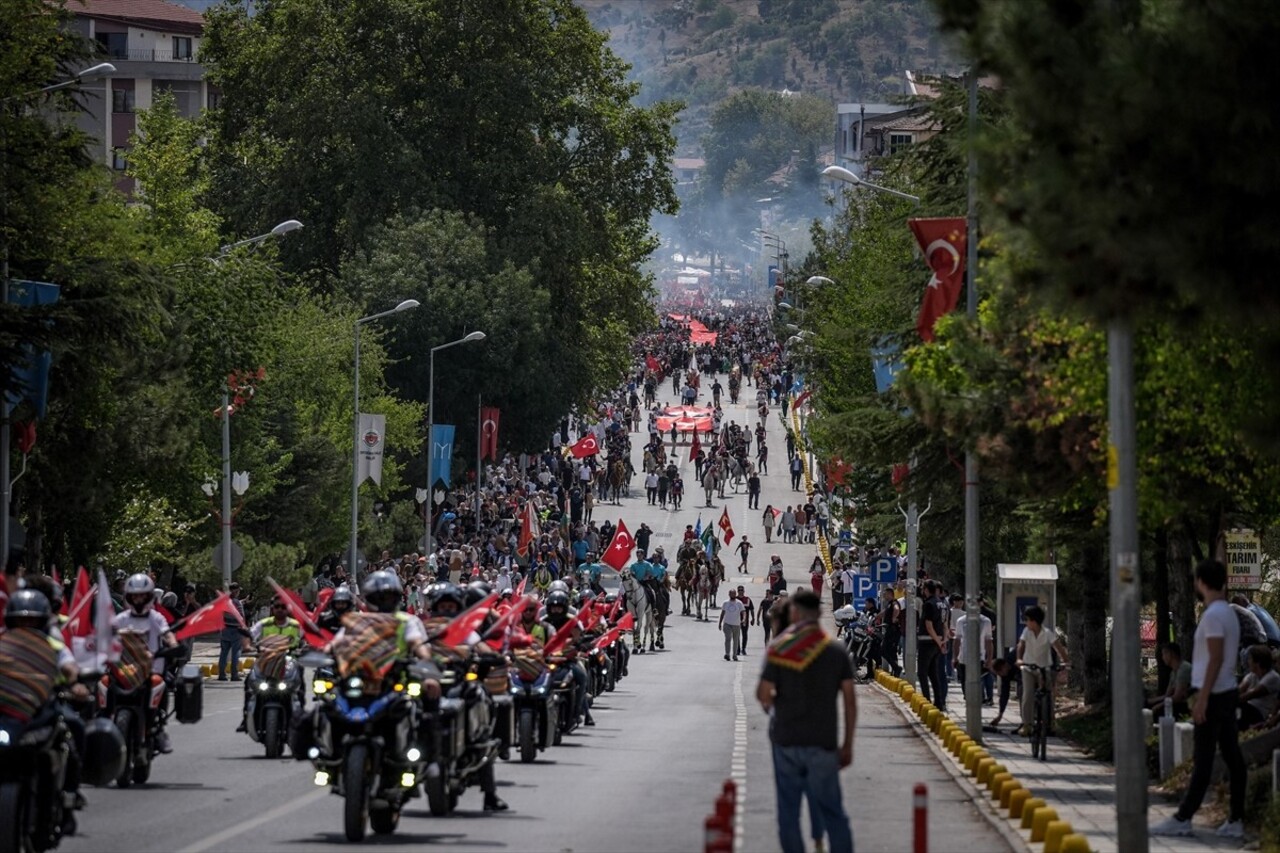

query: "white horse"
xmin=726 ymin=456 xmax=748 ymax=492
xmin=701 ymin=462 xmax=723 ymax=507
xmin=620 ymin=568 xmax=655 ymax=653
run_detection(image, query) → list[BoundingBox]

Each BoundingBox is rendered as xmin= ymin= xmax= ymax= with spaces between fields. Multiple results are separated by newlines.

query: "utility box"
xmin=996 ymin=564 xmax=1059 ymax=654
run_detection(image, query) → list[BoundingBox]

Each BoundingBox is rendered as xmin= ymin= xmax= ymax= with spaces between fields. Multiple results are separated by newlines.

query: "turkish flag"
xmin=68 ymin=567 xmax=91 ymax=623
xmin=264 ymin=578 xmax=332 ymax=648
xmin=794 ymin=390 xmax=812 ymax=410
xmin=645 ymin=355 xmax=660 ymax=373
xmin=615 ymin=612 xmax=635 ymax=632
xmin=689 ymin=430 xmax=701 ymax=462
xmin=64 ymin=583 xmax=98 ymax=639
xmin=608 ymin=594 xmax=622 ymax=623
xmin=569 ymin=432 xmax=599 ymax=458
xmin=892 ymin=463 xmax=911 ymax=493
xmin=481 ymin=407 xmax=501 ymax=461
xmin=311 ymin=587 xmax=334 ymax=622
xmin=908 ymin=218 xmax=967 ymax=343
xmin=517 ymin=500 xmax=540 ymax=558
xmin=482 ymin=594 xmax=537 ymax=641
xmin=826 ymin=457 xmax=853 ymax=487
xmin=436 ymin=591 xmax=499 ymax=646
xmin=172 ymin=593 xmax=249 ymax=642
xmin=592 ymin=624 xmax=626 ymax=653
xmin=601 ymin=519 xmax=635 ymax=571
xmin=542 ymin=611 xmax=587 ymax=657
xmin=718 ymin=507 xmax=735 ymax=545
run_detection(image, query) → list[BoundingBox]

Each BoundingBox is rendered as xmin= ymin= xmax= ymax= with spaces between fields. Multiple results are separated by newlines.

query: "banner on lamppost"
xmin=357 ymin=413 xmax=386 ymax=485
xmin=431 ymin=424 xmax=455 ymax=488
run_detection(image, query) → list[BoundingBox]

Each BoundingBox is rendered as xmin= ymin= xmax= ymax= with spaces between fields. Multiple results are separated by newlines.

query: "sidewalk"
xmin=875 ymin=675 xmax=1251 ymax=852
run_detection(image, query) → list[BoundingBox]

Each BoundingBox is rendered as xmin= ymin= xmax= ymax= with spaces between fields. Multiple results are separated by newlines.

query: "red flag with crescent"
xmin=480 ymin=407 xmax=501 ymax=461
xmin=718 ymin=507 xmax=735 ymax=546
xmin=517 ymin=500 xmax=540 ymax=558
xmin=601 ymin=519 xmax=635 ymax=571
xmin=569 ymin=432 xmax=599 ymax=458
xmin=172 ymin=592 xmax=249 ymax=642
xmin=909 ymin=218 xmax=967 ymax=342
xmin=262 ymin=578 xmax=332 ymax=648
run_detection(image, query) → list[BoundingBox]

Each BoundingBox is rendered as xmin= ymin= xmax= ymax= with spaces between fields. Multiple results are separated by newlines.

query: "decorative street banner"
xmin=480 ymin=407 xmax=501 ymax=461
xmin=431 ymin=424 xmax=455 ymax=488
xmin=356 ymin=413 xmax=386 ymax=485
xmin=5 ymin=280 xmax=61 ymax=418
xmin=908 ymin=217 xmax=967 ymax=343
xmin=1224 ymin=528 xmax=1262 ymax=590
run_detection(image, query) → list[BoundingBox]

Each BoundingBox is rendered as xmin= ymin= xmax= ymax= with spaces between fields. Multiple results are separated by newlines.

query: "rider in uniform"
xmin=112 ymin=573 xmax=179 ymax=753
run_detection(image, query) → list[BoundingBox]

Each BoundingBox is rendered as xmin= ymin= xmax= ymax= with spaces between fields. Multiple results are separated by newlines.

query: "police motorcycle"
xmin=294 ymin=571 xmax=440 ymax=841
xmin=0 ymin=591 xmax=125 ymax=853
xmin=417 ymin=583 xmax=505 ymax=817
xmin=833 ymin=605 xmax=879 ymax=682
xmin=243 ymin=633 xmax=305 ymax=758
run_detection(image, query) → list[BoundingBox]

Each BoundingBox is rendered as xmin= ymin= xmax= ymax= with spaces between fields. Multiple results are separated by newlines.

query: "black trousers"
xmin=881 ymin=629 xmax=902 ymax=676
xmin=917 ymin=640 xmax=944 ymax=706
xmin=1177 ymin=690 xmax=1247 ymax=822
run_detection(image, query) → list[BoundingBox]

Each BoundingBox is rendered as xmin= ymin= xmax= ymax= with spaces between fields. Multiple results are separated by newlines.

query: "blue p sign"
xmin=871 ymin=557 xmax=897 ymax=584
xmin=851 ymin=574 xmax=877 ymax=602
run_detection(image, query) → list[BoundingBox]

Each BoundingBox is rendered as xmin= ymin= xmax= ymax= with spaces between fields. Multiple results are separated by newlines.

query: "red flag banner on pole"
xmin=517 ymin=500 xmax=539 ymax=558
xmin=480 ymin=407 xmax=501 ymax=461
xmin=483 ymin=594 xmax=537 ymax=641
xmin=569 ymin=433 xmax=599 ymax=458
xmin=615 ymin=611 xmax=635 ymax=632
xmin=593 ymin=624 xmax=625 ymax=653
xmin=435 ymin=591 xmax=500 ymax=647
xmin=908 ymin=217 xmax=967 ymax=343
xmin=645 ymin=355 xmax=661 ymax=373
xmin=793 ymin=390 xmax=812 ymax=410
xmin=542 ymin=613 xmax=584 ymax=657
xmin=68 ymin=567 xmax=91 ymax=624
xmin=688 ymin=430 xmax=701 ymax=462
xmin=172 ymin=592 xmax=248 ymax=642
xmin=607 ymin=594 xmax=622 ymax=623
xmin=718 ymin=507 xmax=736 ymax=546
xmin=601 ymin=519 xmax=635 ymax=571
xmin=64 ymin=583 xmax=98 ymax=639
xmin=311 ymin=587 xmax=334 ymax=622
xmin=264 ymin=578 xmax=332 ymax=648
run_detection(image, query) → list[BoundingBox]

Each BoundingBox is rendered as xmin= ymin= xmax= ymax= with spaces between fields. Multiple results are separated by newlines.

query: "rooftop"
xmin=836 ymin=102 xmax=901 ymax=116
xmin=73 ymin=0 xmax=205 ymax=34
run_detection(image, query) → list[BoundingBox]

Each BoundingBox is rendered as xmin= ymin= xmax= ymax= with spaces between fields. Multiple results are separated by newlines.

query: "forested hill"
xmin=578 ymin=0 xmax=959 ymax=147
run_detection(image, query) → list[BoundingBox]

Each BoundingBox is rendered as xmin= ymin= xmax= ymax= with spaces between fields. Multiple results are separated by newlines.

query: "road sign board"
xmin=850 ymin=574 xmax=877 ymax=602
xmin=871 ymin=557 xmax=897 ymax=584
xmin=212 ymin=541 xmax=245 ymax=572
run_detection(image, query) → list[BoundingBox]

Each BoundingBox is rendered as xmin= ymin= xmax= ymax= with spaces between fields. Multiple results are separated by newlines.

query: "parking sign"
xmin=871 ymin=557 xmax=897 ymax=584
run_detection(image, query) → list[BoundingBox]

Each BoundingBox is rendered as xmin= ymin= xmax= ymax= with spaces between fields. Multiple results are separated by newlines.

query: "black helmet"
xmin=579 ymin=589 xmax=596 ymax=605
xmin=81 ymin=717 xmax=127 ymax=787
xmin=545 ymin=590 xmax=570 ymax=612
xmin=330 ymin=584 xmax=354 ymax=611
xmin=5 ymin=589 xmax=52 ymax=630
xmin=604 ymin=593 xmax=618 ymax=605
xmin=425 ymin=583 xmax=466 ymax=615
xmin=465 ymin=581 xmax=492 ymax=609
xmin=360 ymin=570 xmax=403 ymax=614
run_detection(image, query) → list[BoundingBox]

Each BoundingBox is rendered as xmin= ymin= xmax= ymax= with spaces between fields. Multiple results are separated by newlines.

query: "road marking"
xmin=732 ymin=661 xmax=747 ymax=850
xmin=174 ymin=788 xmax=327 ymax=853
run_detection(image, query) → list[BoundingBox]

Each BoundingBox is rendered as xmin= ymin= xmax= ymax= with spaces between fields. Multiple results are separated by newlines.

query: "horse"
xmin=701 ymin=464 xmax=722 ymax=507
xmin=675 ymin=559 xmax=696 ymax=616
xmin=643 ymin=577 xmax=669 ymax=649
xmin=620 ymin=568 xmax=655 ymax=653
xmin=608 ymin=459 xmax=627 ymax=504
xmin=693 ymin=561 xmax=715 ymax=621
xmin=726 ymin=456 xmax=748 ymax=492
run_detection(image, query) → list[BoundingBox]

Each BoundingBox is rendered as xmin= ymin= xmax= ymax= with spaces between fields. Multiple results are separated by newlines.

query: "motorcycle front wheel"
xmin=263 ymin=707 xmax=283 ymax=759
xmin=0 ymin=781 xmax=29 ymax=853
xmin=518 ymin=709 xmax=537 ymax=763
xmin=113 ymin=709 xmax=136 ymax=789
xmin=369 ymin=805 xmax=399 ymax=835
xmin=425 ymin=767 xmax=451 ymax=817
xmin=342 ymin=743 xmax=369 ymax=842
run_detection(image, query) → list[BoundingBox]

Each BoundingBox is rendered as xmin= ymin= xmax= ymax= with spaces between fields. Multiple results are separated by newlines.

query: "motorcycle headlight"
xmin=407 ymin=682 xmax=422 ymax=698
xmin=257 ymin=682 xmax=270 ymax=692
xmin=0 ymin=730 xmax=9 ymax=746
xmin=344 ymin=677 xmax=363 ymax=698
xmin=277 ymin=681 xmax=289 ymax=691
xmin=312 ymin=680 xmax=332 ymax=695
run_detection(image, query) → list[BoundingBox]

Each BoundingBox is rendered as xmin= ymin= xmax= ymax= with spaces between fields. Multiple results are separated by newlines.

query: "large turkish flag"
xmin=908 ymin=217 xmax=967 ymax=343
xmin=601 ymin=519 xmax=635 ymax=571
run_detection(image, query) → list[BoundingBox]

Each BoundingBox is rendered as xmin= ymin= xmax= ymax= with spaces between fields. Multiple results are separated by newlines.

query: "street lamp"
xmin=349 ymin=300 xmax=420 ymax=580
xmin=823 ymin=165 xmax=921 ymax=204
xmin=1 ymin=62 xmax=116 ymax=104
xmin=424 ymin=330 xmax=487 ymax=559
xmin=806 ymin=276 xmax=834 ymax=287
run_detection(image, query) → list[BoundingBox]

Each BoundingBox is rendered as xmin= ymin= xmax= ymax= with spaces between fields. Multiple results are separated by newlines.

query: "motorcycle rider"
xmin=315 ymin=584 xmax=355 ymax=635
xmin=541 ymin=590 xmax=594 ymax=727
xmin=237 ymin=596 xmax=303 ymax=732
xmin=112 ymin=573 xmax=179 ymax=754
xmin=421 ymin=582 xmax=509 ymax=812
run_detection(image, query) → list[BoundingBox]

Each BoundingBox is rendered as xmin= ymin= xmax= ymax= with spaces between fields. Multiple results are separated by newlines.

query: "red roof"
xmin=73 ymin=0 xmax=205 ymax=34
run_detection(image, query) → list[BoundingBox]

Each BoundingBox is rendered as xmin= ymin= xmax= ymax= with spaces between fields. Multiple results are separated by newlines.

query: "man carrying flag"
xmin=601 ymin=519 xmax=635 ymax=571
xmin=568 ymin=432 xmax=599 ymax=459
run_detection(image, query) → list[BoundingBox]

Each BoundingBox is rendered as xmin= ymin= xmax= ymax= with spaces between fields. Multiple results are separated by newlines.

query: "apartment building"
xmin=66 ymin=0 xmax=209 ymax=193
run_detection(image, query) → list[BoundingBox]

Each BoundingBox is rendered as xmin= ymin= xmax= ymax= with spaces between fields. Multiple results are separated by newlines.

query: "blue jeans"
xmin=218 ymin=638 xmax=241 ymax=679
xmin=772 ymin=744 xmax=854 ymax=853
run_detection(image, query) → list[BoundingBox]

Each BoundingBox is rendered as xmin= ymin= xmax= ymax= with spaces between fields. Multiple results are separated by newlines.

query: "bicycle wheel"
xmin=1035 ymin=690 xmax=1051 ymax=760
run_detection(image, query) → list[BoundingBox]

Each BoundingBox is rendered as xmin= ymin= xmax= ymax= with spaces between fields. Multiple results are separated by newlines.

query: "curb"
xmin=872 ymin=673 xmax=1095 ymax=853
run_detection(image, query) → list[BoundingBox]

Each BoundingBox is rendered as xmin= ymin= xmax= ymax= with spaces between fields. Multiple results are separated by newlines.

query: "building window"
xmin=889 ymin=133 xmax=913 ymax=154
xmin=112 ymin=88 xmax=135 ymax=114
xmin=112 ymin=147 xmax=128 ymax=171
xmin=207 ymin=89 xmax=221 ymax=111
xmin=95 ymin=32 xmax=128 ymax=59
xmin=173 ymin=37 xmax=193 ymax=60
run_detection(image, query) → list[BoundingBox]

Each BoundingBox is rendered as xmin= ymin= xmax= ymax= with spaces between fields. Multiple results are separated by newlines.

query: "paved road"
xmin=63 ymin=374 xmax=1009 ymax=852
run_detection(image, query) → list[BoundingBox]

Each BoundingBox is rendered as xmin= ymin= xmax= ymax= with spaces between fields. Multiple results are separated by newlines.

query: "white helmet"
xmin=124 ymin=573 xmax=156 ymax=615
xmin=548 ymin=580 xmax=570 ymax=596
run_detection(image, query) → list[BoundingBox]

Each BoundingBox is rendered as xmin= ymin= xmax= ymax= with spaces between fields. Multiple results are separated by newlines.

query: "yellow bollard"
xmin=1008 ymin=788 xmax=1031 ymax=818
xmin=1021 ymin=798 xmax=1047 ymax=830
xmin=974 ymin=758 xmax=996 ymax=785
xmin=924 ymin=708 xmax=938 ymax=730
xmin=988 ymin=773 xmax=1012 ymax=800
xmin=958 ymin=743 xmax=978 ymax=767
xmin=966 ymin=748 xmax=989 ymax=774
xmin=985 ymin=764 xmax=1008 ymax=790
xmin=1031 ymin=807 xmax=1060 ymax=843
xmin=1058 ymin=834 xmax=1091 ymax=853
xmin=999 ymin=779 xmax=1023 ymax=809
xmin=1043 ymin=821 xmax=1073 ymax=853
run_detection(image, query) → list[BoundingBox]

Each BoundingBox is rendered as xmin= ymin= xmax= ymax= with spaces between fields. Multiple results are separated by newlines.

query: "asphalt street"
xmin=62 ymin=374 xmax=1008 ymax=853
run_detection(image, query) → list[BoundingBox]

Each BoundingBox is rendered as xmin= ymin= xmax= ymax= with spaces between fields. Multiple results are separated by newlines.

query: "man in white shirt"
xmin=1014 ymin=604 xmax=1069 ymax=736
xmin=953 ymin=608 xmax=993 ymax=702
xmin=839 ymin=565 xmax=858 ymax=608
xmin=719 ymin=589 xmax=745 ymax=661
xmin=1152 ymin=560 xmax=1247 ymax=839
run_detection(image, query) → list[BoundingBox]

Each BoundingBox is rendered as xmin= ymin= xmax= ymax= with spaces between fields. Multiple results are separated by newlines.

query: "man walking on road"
xmin=789 ymin=454 xmax=804 ymax=491
xmin=720 ymin=589 xmax=745 ymax=661
xmin=737 ymin=585 xmax=756 ymax=652
xmin=757 ymin=589 xmax=856 ymax=853
xmin=1152 ymin=559 xmax=1247 ymax=839
xmin=736 ymin=535 xmax=753 ymax=574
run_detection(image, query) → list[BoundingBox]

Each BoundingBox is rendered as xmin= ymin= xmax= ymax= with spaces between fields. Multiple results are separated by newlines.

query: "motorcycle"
xmin=243 ymin=638 xmax=304 ymax=758
xmin=579 ymin=636 xmax=612 ymax=699
xmin=834 ymin=606 xmax=880 ymax=682
xmin=507 ymin=648 xmax=558 ymax=764
xmin=546 ymin=651 xmax=582 ymax=743
xmin=96 ymin=638 xmax=195 ymax=787
xmin=303 ymin=651 xmax=435 ymax=841
xmin=421 ymin=650 xmax=503 ymax=816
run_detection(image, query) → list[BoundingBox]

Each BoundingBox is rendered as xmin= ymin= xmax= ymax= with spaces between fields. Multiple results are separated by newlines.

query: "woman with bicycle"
xmin=1014 ymin=605 xmax=1070 ymax=738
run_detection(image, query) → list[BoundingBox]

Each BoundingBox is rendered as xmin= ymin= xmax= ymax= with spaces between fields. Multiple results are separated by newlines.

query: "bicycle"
xmin=1021 ymin=662 xmax=1068 ymax=760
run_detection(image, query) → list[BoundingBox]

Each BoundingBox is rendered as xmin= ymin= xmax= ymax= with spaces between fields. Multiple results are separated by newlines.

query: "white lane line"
xmin=732 ymin=661 xmax=747 ymax=851
xmin=174 ymin=788 xmax=327 ymax=853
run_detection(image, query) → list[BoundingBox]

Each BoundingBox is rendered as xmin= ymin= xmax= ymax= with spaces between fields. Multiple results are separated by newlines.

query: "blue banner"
xmin=5 ymin=280 xmax=61 ymax=418
xmin=431 ymin=424 xmax=455 ymax=488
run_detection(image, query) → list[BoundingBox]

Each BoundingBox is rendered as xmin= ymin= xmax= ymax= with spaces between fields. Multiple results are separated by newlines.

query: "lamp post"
xmin=424 ymin=331 xmax=487 ymax=560
xmin=349 ymin=299 xmax=420 ymax=583
xmin=822 ymin=165 xmax=921 ymax=204
xmin=1 ymin=62 xmax=116 ymax=573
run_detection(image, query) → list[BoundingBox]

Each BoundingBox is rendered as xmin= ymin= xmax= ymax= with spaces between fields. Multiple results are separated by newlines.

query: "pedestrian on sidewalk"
xmin=645 ymin=471 xmax=658 ymax=505
xmin=720 ymin=589 xmax=745 ymax=661
xmin=954 ymin=606 xmax=993 ymax=700
xmin=736 ymin=536 xmax=753 ymax=574
xmin=789 ymin=454 xmax=803 ymax=491
xmin=757 ymin=589 xmax=856 ymax=853
xmin=217 ymin=582 xmax=250 ymax=681
xmin=809 ymin=557 xmax=825 ymax=599
xmin=737 ymin=585 xmax=756 ymax=652
xmin=762 ymin=505 xmax=775 ymax=543
xmin=1014 ymin=604 xmax=1069 ymax=735
xmin=839 ymin=563 xmax=857 ymax=608
xmin=1152 ymin=560 xmax=1246 ymax=838
xmin=916 ymin=580 xmax=946 ymax=709
xmin=879 ymin=587 xmax=903 ymax=677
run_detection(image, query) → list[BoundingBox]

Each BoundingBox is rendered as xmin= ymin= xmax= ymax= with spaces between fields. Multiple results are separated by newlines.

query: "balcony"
xmin=104 ymin=48 xmax=198 ymax=63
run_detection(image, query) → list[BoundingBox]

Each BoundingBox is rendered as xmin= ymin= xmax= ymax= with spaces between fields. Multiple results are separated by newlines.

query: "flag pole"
xmin=476 ymin=393 xmax=483 ymax=539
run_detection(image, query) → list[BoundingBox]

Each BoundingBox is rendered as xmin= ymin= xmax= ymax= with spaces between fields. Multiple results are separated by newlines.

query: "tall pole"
xmin=963 ymin=69 xmax=983 ymax=743
xmin=425 ymin=349 xmax=435 ymax=560
xmin=1 ymin=251 xmax=10 ymax=574
xmin=475 ymin=393 xmax=483 ymax=536
xmin=904 ymin=502 xmax=919 ymax=687
xmin=1109 ymin=320 xmax=1147 ymax=850
xmin=221 ymin=391 xmax=233 ymax=589
xmin=349 ymin=323 xmax=361 ymax=583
